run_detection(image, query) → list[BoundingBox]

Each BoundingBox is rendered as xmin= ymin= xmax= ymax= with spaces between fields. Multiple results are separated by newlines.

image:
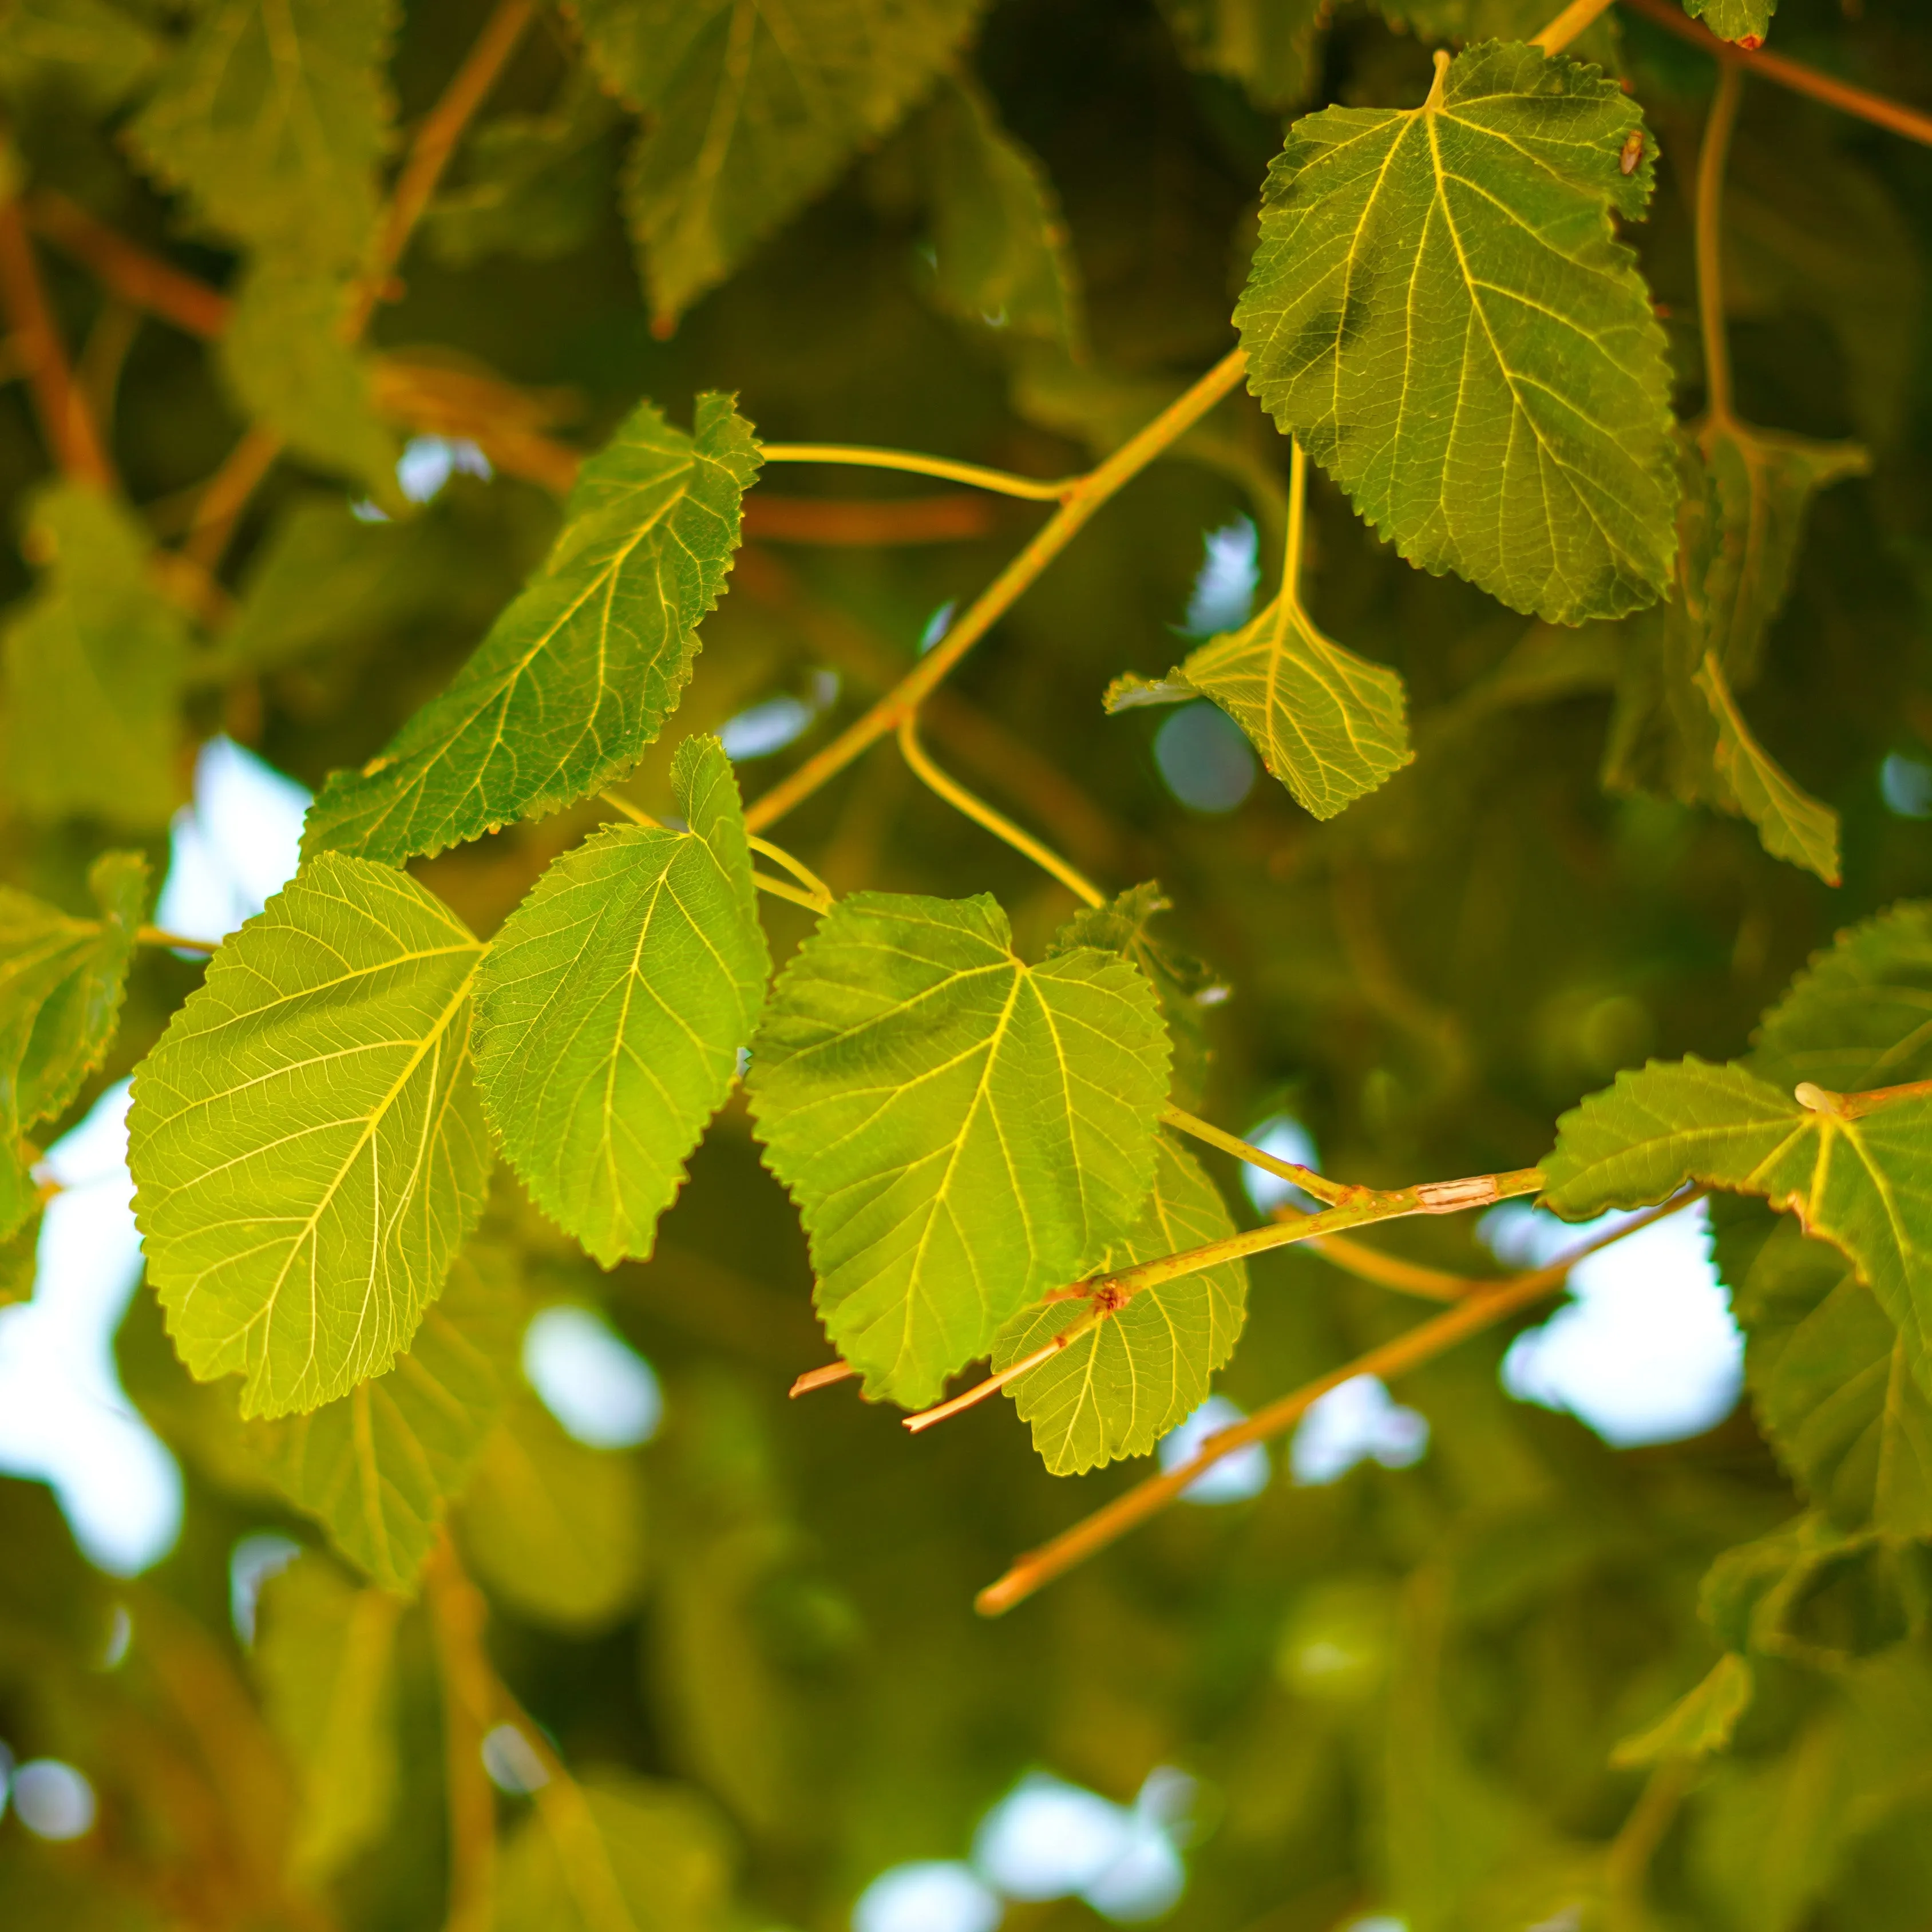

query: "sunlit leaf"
xmin=993 ymin=1133 xmax=1246 ymax=1474
xmin=572 ymin=0 xmax=985 ymax=328
xmin=1684 ymin=0 xmax=1774 ymax=47
xmin=303 ymin=394 xmax=759 ymax=865
xmin=1612 ymin=1653 xmax=1755 ymax=1768
xmin=747 ymin=891 xmax=1170 ymax=1406
xmin=254 ymin=1552 xmax=401 ymax=1885
xmin=1696 ymin=651 xmax=1839 ymax=885
xmin=129 ymin=0 xmax=394 ymax=264
xmin=457 ymin=1393 xmax=648 ymax=1632
xmin=0 ymin=1207 xmax=39 ymax=1305
xmin=254 ymin=1248 xmax=519 ymax=1591
xmin=1235 ymin=42 xmax=1674 ymax=623
xmin=0 ymin=850 xmax=147 ymax=1238
xmin=1 ymin=485 xmax=189 ymax=832
xmin=475 ymin=737 xmax=768 ymax=1268
xmin=129 ymin=853 xmax=490 ymax=1418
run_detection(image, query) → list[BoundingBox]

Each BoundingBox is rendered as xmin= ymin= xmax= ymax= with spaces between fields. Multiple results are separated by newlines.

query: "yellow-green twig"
xmin=1530 ymin=0 xmax=1617 ymax=54
xmin=758 ymin=443 xmax=1079 ymax=501
xmin=137 ymin=924 xmax=218 ymax=955
xmin=599 ymin=793 xmax=830 ymax=912
xmin=1161 ymin=1104 xmax=1354 ymax=1209
xmin=747 ymin=833 xmax=833 ymax=908
xmin=1695 ymin=61 xmax=1745 ymax=428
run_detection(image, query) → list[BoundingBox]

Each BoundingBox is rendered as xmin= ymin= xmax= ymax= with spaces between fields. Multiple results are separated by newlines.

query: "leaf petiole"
xmin=759 ymin=443 xmax=1079 ymax=502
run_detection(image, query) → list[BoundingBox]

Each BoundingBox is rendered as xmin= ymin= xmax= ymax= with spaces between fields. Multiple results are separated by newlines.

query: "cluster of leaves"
xmin=1 ymin=0 xmax=1931 ymax=1929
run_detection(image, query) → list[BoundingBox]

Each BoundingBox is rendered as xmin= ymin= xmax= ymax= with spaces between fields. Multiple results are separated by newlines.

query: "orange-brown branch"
xmin=0 ymin=198 xmax=113 ymax=487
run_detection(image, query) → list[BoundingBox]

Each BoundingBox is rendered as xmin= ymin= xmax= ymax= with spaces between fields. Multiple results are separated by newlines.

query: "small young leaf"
xmin=0 ymin=851 xmax=147 ymax=1239
xmin=303 ymin=393 xmax=760 ymax=865
xmin=921 ymin=74 xmax=1082 ymax=351
xmin=1684 ymin=0 xmax=1774 ymax=47
xmin=129 ymin=0 xmax=395 ymax=266
xmin=1153 ymin=594 xmax=1412 ymax=819
xmin=747 ymin=891 xmax=1171 ymax=1407
xmin=0 ymin=0 xmax=161 ymax=113
xmin=474 ymin=737 xmax=770 ymax=1268
xmin=253 ymin=1248 xmax=518 ymax=1592
xmin=1542 ymin=1057 xmax=1932 ymax=1393
xmin=1611 ymin=1653 xmax=1755 ymax=1768
xmin=1696 ymin=652 xmax=1839 ymax=885
xmin=494 ymin=1768 xmax=732 ymax=1932
xmin=1235 ymin=43 xmax=1675 ymax=623
xmin=1155 ymin=0 xmax=1324 ymax=110
xmin=994 ymin=1133 xmax=1246 ymax=1475
xmin=254 ymin=1553 xmax=401 ymax=1885
xmin=129 ymin=853 xmax=490 ymax=1418
xmin=571 ymin=0 xmax=985 ymax=328
xmin=1719 ymin=1202 xmax=1932 ymax=1542
xmin=457 ymin=1394 xmax=648 ymax=1632
xmin=2 ymin=485 xmax=190 ymax=831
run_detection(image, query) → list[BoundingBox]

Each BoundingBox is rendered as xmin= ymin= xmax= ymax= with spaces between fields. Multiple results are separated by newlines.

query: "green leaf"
xmin=253 ymin=1553 xmax=401 ymax=1885
xmin=1126 ymin=593 xmax=1412 ymax=819
xmin=474 ymin=737 xmax=769 ymax=1269
xmin=1719 ymin=1201 xmax=1932 ymax=1541
xmin=457 ymin=1393 xmax=648 ymax=1632
xmin=1696 ymin=650 xmax=1840 ymax=885
xmin=571 ymin=0 xmax=985 ymax=328
xmin=1 ymin=1207 xmax=39 ymax=1306
xmin=424 ymin=66 xmax=623 ymax=270
xmin=1234 ymin=43 xmax=1675 ymax=624
xmin=0 ymin=0 xmax=161 ymax=113
xmin=220 ymin=259 xmax=398 ymax=500
xmin=1611 ymin=1652 xmax=1755 ymax=1767
xmin=1542 ymin=1057 xmax=1932 ymax=1394
xmin=993 ymin=1132 xmax=1246 ymax=1474
xmin=494 ymin=1768 xmax=733 ymax=1932
xmin=920 ymin=74 xmax=1081 ymax=351
xmin=252 ymin=1248 xmax=519 ymax=1591
xmin=129 ymin=853 xmax=490 ymax=1418
xmin=129 ymin=0 xmax=395 ymax=265
xmin=302 ymin=393 xmax=760 ymax=865
xmin=1684 ymin=0 xmax=1774 ymax=46
xmin=0 ymin=850 xmax=147 ymax=1238
xmin=1050 ymin=882 xmax=1224 ymax=1111
xmin=1155 ymin=0 xmax=1324 ymax=110
xmin=1 ymin=484 xmax=189 ymax=831
xmin=747 ymin=891 xmax=1171 ymax=1407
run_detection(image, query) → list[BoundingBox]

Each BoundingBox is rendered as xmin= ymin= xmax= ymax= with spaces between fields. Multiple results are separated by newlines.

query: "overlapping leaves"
xmin=303 ymin=394 xmax=760 ymax=864
xmin=130 ymin=854 xmax=490 ymax=1418
xmin=474 ymin=737 xmax=770 ymax=1268
xmin=1234 ymin=42 xmax=1675 ymax=624
xmin=747 ymin=892 xmax=1170 ymax=1406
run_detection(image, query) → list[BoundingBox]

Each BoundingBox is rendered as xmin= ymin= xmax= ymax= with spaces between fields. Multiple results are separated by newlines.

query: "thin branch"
xmin=1308 ymin=1232 xmax=1475 ymax=1302
xmin=183 ymin=425 xmax=282 ymax=573
xmin=759 ymin=442 xmax=1080 ymax=501
xmin=904 ymin=1309 xmax=1104 ymax=1433
xmin=750 ymin=868 xmax=827 ymax=913
xmin=1694 ymin=61 xmax=1745 ymax=427
xmin=25 ymin=189 xmax=232 ymax=338
xmin=1281 ymin=439 xmax=1309 ymax=601
xmin=1796 ymin=1075 xmax=1932 ymax=1119
xmin=1603 ymin=1756 xmax=1693 ymax=1932
xmin=599 ymin=793 xmax=831 ymax=910
xmin=976 ymin=1195 xmax=1696 ymax=1614
xmin=1161 ymin=1104 xmax=1355 ymax=1210
xmin=137 ymin=925 xmax=219 ymax=955
xmin=897 ymin=713 xmax=1106 ymax=907
xmin=1530 ymin=0 xmax=1616 ymax=53
xmin=1618 ymin=0 xmax=1932 ymax=149
xmin=423 ymin=1537 xmax=497 ymax=1932
xmin=743 ymin=346 xmax=1251 ymax=834
xmin=0 ymin=198 xmax=113 ymax=488
xmin=599 ymin=789 xmax=658 ymax=827
xmin=747 ymin=834 xmax=834 ymax=908
xmin=352 ymin=0 xmax=537 ymax=334
xmin=791 ymin=1360 xmax=858 ymax=1397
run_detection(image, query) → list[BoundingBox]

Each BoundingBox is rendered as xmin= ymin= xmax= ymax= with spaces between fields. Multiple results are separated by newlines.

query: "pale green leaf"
xmin=0 ymin=851 xmax=147 ymax=1238
xmin=1685 ymin=0 xmax=1774 ymax=46
xmin=129 ymin=853 xmax=490 ymax=1418
xmin=993 ymin=1133 xmax=1246 ymax=1475
xmin=746 ymin=891 xmax=1171 ymax=1407
xmin=129 ymin=0 xmax=395 ymax=265
xmin=1696 ymin=651 xmax=1839 ymax=885
xmin=1541 ymin=1057 xmax=1932 ymax=1394
xmin=252 ymin=1248 xmax=519 ymax=1591
xmin=2 ymin=484 xmax=189 ymax=831
xmin=0 ymin=0 xmax=161 ymax=112
xmin=1611 ymin=1653 xmax=1755 ymax=1768
xmin=1720 ymin=1202 xmax=1932 ymax=1542
xmin=1234 ymin=43 xmax=1675 ymax=624
xmin=220 ymin=258 xmax=398 ymax=500
xmin=1141 ymin=594 xmax=1412 ymax=819
xmin=1 ymin=1208 xmax=39 ymax=1306
xmin=572 ymin=0 xmax=985 ymax=328
xmin=254 ymin=1553 xmax=401 ymax=1885
xmin=474 ymin=737 xmax=769 ymax=1269
xmin=1155 ymin=0 xmax=1324 ymax=110
xmin=457 ymin=1394 xmax=648 ymax=1632
xmin=494 ymin=1768 xmax=732 ymax=1932
xmin=921 ymin=74 xmax=1081 ymax=351
xmin=302 ymin=393 xmax=760 ymax=865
